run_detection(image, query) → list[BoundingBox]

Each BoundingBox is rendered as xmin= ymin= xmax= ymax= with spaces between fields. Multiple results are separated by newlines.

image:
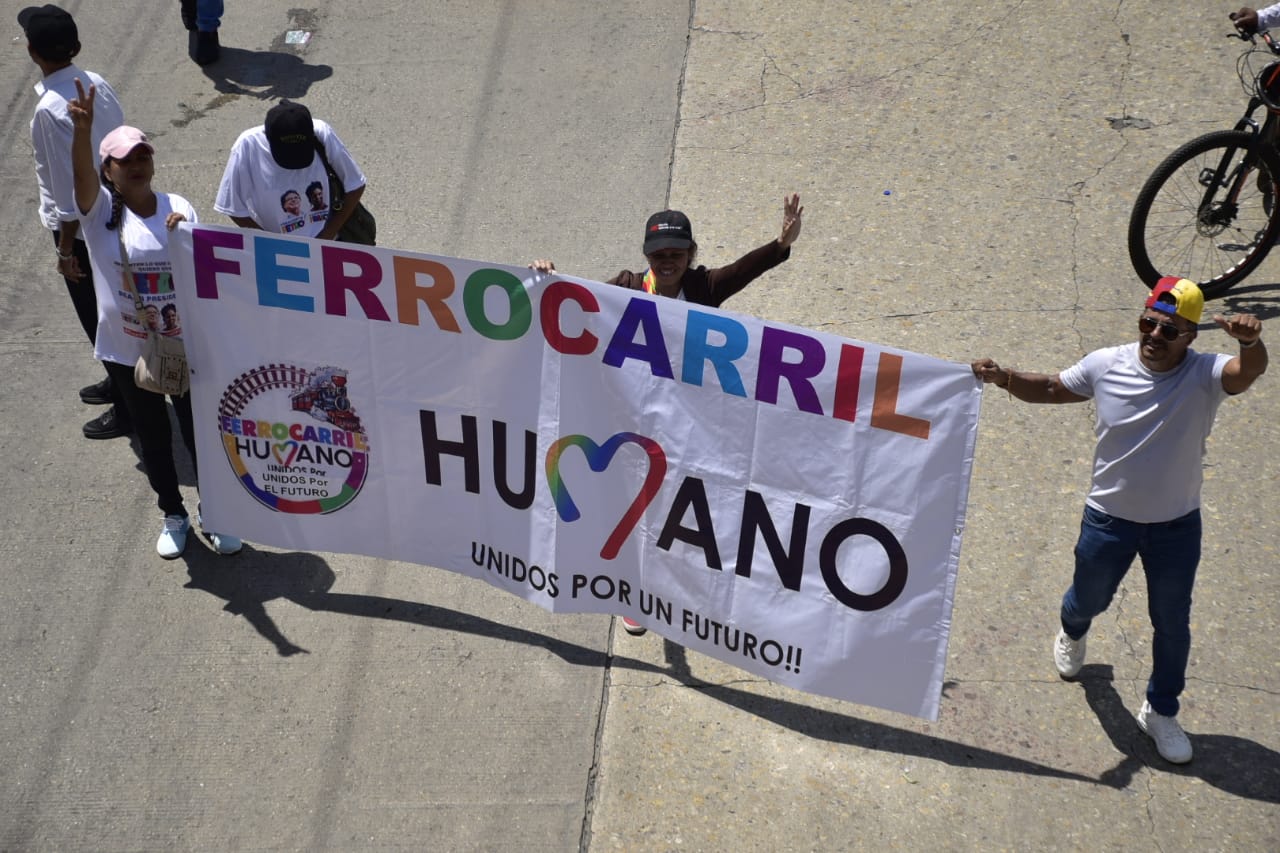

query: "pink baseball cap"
xmin=98 ymin=126 xmax=154 ymax=161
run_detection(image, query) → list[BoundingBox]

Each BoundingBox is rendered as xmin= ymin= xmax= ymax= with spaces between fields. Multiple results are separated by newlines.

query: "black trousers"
xmin=52 ymin=230 xmax=126 ymax=409
xmin=103 ymin=360 xmax=197 ymax=518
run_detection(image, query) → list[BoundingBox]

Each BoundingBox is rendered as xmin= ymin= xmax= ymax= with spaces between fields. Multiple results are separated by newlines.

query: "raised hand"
xmin=779 ymin=193 xmax=803 ymax=248
xmin=1213 ymin=312 xmax=1263 ymax=344
xmin=68 ymin=77 xmax=96 ymax=131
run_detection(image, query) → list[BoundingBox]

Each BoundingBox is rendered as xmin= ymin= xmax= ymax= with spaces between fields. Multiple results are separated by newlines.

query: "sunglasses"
xmin=1138 ymin=315 xmax=1194 ymax=342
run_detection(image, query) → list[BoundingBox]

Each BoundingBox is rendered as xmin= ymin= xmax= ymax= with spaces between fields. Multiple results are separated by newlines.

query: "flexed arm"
xmin=1215 ymin=313 xmax=1267 ymax=393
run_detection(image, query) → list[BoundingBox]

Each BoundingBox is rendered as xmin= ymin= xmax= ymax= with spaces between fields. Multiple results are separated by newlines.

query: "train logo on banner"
xmin=216 ymin=364 xmax=370 ymax=514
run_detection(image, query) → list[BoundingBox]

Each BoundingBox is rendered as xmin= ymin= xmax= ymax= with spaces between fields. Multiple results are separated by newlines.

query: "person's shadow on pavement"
xmin=651 ymin=639 xmax=1098 ymax=783
xmin=180 ymin=545 xmax=611 ymax=668
xmin=1078 ymin=663 xmax=1279 ymax=803
xmin=200 ymin=47 xmax=333 ymax=100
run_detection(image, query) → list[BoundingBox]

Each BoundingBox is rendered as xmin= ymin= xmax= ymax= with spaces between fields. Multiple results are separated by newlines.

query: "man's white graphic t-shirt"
xmin=213 ymin=120 xmax=365 ymax=238
xmin=80 ymin=186 xmax=197 ymax=366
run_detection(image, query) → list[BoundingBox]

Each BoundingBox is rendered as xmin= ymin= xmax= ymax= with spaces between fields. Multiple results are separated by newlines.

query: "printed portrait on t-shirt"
xmin=306 ymin=180 xmax=330 ymax=224
xmin=161 ymin=303 xmax=181 ymax=336
xmin=281 ymin=189 xmax=303 ymax=216
xmin=118 ymin=261 xmax=181 ymax=340
xmin=280 ymin=188 xmax=308 ymax=233
xmin=306 ymin=181 xmax=325 ymax=211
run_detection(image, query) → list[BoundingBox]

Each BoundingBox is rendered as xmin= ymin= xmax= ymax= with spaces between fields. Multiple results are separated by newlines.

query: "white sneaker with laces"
xmin=1054 ymin=628 xmax=1086 ymax=678
xmin=196 ymin=512 xmax=242 ymax=555
xmin=157 ymin=514 xmax=191 ymax=559
xmin=1137 ymin=700 xmax=1193 ymax=764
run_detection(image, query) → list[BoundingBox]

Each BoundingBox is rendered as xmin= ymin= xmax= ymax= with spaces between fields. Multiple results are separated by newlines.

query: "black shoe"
xmin=83 ymin=406 xmax=132 ymax=440
xmin=192 ymin=29 xmax=220 ymax=65
xmin=79 ymin=376 xmax=112 ymax=405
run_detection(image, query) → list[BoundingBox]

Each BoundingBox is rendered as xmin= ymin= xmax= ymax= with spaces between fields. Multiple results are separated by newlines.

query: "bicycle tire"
xmin=1127 ymin=129 xmax=1280 ymax=298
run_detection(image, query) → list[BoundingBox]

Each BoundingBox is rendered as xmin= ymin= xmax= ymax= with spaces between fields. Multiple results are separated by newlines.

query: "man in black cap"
xmin=214 ymin=100 xmax=367 ymax=240
xmin=20 ymin=4 xmax=132 ymax=439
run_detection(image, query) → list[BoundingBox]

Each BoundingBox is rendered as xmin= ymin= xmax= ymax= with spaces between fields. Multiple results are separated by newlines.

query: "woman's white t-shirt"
xmin=80 ymin=185 xmax=197 ymax=366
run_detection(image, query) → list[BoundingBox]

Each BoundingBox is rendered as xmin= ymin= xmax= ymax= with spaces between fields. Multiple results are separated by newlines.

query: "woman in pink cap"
xmin=68 ymin=77 xmax=241 ymax=560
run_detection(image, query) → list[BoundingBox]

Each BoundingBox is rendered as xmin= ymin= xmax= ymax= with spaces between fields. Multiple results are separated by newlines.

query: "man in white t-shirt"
xmin=971 ymin=279 xmax=1267 ymax=765
xmin=21 ymin=4 xmax=130 ymax=439
xmin=214 ymin=100 xmax=366 ymax=241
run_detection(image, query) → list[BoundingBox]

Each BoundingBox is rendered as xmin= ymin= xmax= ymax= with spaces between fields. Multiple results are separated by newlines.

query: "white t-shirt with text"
xmin=79 ymin=186 xmax=197 ymax=366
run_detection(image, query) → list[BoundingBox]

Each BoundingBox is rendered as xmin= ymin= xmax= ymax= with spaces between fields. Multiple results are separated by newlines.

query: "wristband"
xmin=56 ymin=250 xmax=73 ymax=261
xmin=1240 ymin=337 xmax=1261 ymax=348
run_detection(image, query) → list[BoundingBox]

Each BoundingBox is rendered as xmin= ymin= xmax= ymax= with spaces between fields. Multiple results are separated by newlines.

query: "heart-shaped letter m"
xmin=545 ymin=432 xmax=667 ymax=560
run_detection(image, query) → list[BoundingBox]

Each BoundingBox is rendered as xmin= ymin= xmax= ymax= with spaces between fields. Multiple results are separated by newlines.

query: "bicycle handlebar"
xmin=1230 ymin=25 xmax=1280 ymax=54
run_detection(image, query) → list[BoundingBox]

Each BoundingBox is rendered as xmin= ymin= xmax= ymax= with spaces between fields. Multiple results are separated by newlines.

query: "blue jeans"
xmin=1061 ymin=505 xmax=1200 ymax=717
xmin=197 ymin=0 xmax=222 ymax=30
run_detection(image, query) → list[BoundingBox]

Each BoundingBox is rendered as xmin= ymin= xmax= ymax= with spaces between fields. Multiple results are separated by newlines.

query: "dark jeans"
xmin=104 ymin=360 xmax=197 ymax=518
xmin=180 ymin=0 xmax=222 ymax=30
xmin=52 ymin=230 xmax=124 ymax=410
xmin=1061 ymin=505 xmax=1201 ymax=717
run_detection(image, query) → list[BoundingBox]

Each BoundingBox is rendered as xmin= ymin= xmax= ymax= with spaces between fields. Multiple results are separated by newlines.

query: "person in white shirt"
xmin=69 ymin=79 xmax=242 ymax=560
xmin=1231 ymin=5 xmax=1280 ymax=33
xmin=215 ymin=100 xmax=367 ymax=240
xmin=20 ymin=4 xmax=130 ymax=439
xmin=972 ymin=279 xmax=1266 ymax=765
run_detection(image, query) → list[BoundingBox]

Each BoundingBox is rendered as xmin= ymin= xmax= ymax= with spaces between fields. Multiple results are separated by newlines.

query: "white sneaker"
xmin=1054 ymin=628 xmax=1086 ymax=678
xmin=1137 ymin=700 xmax=1193 ymax=764
xmin=196 ymin=512 xmax=242 ymax=555
xmin=621 ymin=617 xmax=647 ymax=636
xmin=157 ymin=514 xmax=191 ymax=559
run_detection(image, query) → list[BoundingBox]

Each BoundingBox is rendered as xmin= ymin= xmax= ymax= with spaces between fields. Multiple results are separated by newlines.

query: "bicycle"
xmin=1127 ymin=29 xmax=1280 ymax=298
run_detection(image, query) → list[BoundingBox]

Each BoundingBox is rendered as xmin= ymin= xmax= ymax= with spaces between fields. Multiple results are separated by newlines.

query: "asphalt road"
xmin=1 ymin=2 xmax=1276 ymax=851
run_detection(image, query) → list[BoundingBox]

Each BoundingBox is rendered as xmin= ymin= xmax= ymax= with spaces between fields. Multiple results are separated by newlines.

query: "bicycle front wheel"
xmin=1128 ymin=129 xmax=1280 ymax=298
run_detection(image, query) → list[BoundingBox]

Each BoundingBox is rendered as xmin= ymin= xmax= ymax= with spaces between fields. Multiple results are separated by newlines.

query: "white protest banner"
xmin=171 ymin=224 xmax=981 ymax=720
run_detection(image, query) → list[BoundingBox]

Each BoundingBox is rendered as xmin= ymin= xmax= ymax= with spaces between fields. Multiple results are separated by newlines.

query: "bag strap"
xmin=313 ymin=138 xmax=347 ymax=212
xmin=115 ymin=223 xmax=147 ymax=316
xmin=115 ymin=219 xmax=166 ymax=343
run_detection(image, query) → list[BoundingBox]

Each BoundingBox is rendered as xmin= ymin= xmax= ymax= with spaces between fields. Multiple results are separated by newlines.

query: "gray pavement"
xmin=1 ymin=1 xmax=1277 ymax=851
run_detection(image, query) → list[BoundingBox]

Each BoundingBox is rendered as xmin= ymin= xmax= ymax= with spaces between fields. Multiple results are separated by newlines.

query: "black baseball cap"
xmin=18 ymin=5 xmax=78 ymax=63
xmin=264 ymin=100 xmax=316 ymax=170
xmin=643 ymin=210 xmax=694 ymax=254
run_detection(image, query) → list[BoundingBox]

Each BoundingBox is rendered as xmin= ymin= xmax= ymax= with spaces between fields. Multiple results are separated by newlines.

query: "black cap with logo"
xmin=642 ymin=210 xmax=694 ymax=254
xmin=264 ymin=100 xmax=317 ymax=170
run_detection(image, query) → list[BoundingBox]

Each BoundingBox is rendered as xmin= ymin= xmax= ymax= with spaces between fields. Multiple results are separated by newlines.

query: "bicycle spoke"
xmin=1128 ymin=130 xmax=1280 ymax=295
